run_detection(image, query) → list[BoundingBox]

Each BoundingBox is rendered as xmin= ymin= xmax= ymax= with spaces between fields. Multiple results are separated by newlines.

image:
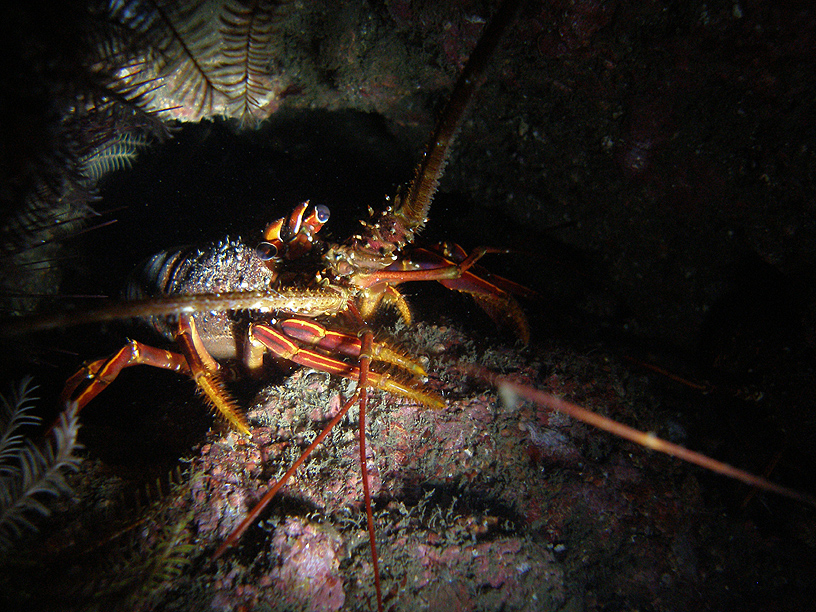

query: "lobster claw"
xmin=409 ymin=243 xmax=536 ymax=344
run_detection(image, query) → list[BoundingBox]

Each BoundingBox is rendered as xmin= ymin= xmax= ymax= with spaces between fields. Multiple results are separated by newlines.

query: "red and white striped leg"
xmin=248 ymin=321 xmax=444 ymax=409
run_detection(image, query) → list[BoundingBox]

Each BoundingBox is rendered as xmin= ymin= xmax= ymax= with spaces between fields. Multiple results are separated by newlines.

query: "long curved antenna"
xmin=467 ymin=365 xmax=816 ymax=508
xmin=356 ymin=332 xmax=383 ymax=612
xmin=0 ymin=288 xmax=350 ymax=337
xmin=395 ymin=0 xmax=523 ymax=233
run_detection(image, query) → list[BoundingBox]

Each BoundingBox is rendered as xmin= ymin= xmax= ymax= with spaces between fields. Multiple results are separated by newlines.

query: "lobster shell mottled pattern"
xmin=126 ymin=238 xmax=276 ymax=359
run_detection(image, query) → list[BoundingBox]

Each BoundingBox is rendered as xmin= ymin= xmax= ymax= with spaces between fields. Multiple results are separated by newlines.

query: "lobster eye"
xmin=255 ymin=241 xmax=279 ymax=261
xmin=314 ymin=204 xmax=330 ymax=224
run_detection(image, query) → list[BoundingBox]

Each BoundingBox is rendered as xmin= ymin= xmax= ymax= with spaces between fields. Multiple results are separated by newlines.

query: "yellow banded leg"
xmin=175 ymin=314 xmax=250 ymax=436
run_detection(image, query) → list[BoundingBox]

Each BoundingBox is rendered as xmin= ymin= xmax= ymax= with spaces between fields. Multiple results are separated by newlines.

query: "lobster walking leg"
xmin=61 ymin=314 xmax=251 ymax=435
xmin=61 ymin=341 xmax=189 ymax=410
xmin=249 ymin=322 xmax=444 ymax=408
xmin=175 ymin=314 xmax=251 ymax=436
xmin=279 ymin=318 xmax=428 ymax=377
xmin=351 ymin=245 xmax=536 ymax=343
xmin=213 ymin=332 xmax=385 ymax=610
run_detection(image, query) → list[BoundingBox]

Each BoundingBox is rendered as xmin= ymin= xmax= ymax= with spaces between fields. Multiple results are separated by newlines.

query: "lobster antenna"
xmin=396 ymin=0 xmax=523 ymax=231
xmin=0 ymin=288 xmax=350 ymax=337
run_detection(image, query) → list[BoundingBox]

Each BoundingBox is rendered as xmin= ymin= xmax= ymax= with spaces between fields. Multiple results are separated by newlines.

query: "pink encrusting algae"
xmin=165 ymin=321 xmax=803 ymax=611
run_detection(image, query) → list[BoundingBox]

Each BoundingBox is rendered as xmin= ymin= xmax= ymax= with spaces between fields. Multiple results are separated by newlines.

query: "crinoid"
xmin=1 ymin=0 xmax=288 ymax=317
xmin=0 ymin=378 xmax=82 ymax=553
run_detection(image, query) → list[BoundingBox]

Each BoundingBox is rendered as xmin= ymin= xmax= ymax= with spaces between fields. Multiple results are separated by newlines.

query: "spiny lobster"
xmin=51 ymin=1 xmax=530 ymax=610
xmin=5 ymin=0 xmax=813 ymax=609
